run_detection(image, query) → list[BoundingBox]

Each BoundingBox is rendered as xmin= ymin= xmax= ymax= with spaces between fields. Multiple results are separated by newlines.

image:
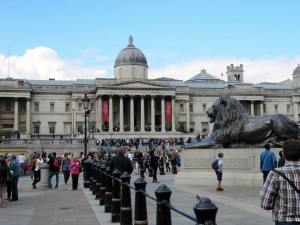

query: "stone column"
xmin=293 ymin=102 xmax=299 ymax=121
xmin=186 ymin=100 xmax=190 ymax=132
xmin=140 ymin=95 xmax=145 ymax=132
xmin=72 ymin=98 xmax=76 ymax=138
xmin=260 ymin=102 xmax=264 ymax=116
xmin=109 ymin=95 xmax=113 ymax=132
xmin=151 ymin=96 xmax=155 ymax=132
xmin=161 ymin=96 xmax=166 ymax=132
xmin=251 ymin=101 xmax=254 ymax=116
xmin=14 ymin=98 xmax=19 ymax=131
xmin=119 ymin=95 xmax=124 ymax=132
xmin=171 ymin=96 xmax=176 ymax=132
xmin=97 ymin=95 xmax=103 ymax=132
xmin=130 ymin=95 xmax=134 ymax=133
xmin=38 ymin=163 xmax=50 ymax=189
xmin=26 ymin=98 xmax=31 ymax=135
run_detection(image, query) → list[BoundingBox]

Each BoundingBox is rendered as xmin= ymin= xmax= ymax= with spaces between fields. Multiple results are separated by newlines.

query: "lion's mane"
xmin=210 ymin=94 xmax=249 ymax=147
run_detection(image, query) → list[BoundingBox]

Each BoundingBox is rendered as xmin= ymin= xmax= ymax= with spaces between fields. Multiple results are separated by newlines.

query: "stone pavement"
xmin=0 ymin=172 xmax=274 ymax=225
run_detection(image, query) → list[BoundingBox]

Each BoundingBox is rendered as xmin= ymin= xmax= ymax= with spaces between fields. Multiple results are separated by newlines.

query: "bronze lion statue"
xmin=185 ymin=94 xmax=300 ymax=148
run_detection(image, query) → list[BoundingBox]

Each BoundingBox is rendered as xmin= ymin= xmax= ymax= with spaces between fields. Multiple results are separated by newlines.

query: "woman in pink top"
xmin=69 ymin=156 xmax=81 ymax=190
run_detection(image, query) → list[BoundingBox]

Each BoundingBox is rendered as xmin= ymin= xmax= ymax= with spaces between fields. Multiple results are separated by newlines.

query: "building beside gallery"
xmin=1 ymin=36 xmax=300 ymax=140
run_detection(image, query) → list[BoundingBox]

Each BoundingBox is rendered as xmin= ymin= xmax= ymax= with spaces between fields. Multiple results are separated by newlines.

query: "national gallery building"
xmin=1 ymin=36 xmax=300 ymax=139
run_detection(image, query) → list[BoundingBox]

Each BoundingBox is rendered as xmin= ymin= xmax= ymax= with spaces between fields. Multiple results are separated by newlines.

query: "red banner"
xmin=102 ymin=100 xmax=109 ymax=122
xmin=165 ymin=101 xmax=171 ymax=124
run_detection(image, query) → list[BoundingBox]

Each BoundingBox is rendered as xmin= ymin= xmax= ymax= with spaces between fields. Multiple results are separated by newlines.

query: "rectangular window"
xmin=287 ymin=105 xmax=291 ymax=114
xmin=274 ymin=105 xmax=278 ymax=113
xmin=49 ymin=123 xmax=56 ymax=134
xmin=20 ymin=103 xmax=26 ymax=113
xmin=33 ymin=123 xmax=40 ymax=134
xmin=78 ymin=103 xmax=83 ymax=112
xmin=91 ymin=103 xmax=95 ymax=111
xmin=64 ymin=122 xmax=71 ymax=134
xmin=263 ymin=104 xmax=266 ymax=114
xmin=19 ymin=123 xmax=26 ymax=133
xmin=34 ymin=102 xmax=39 ymax=112
xmin=65 ymin=103 xmax=70 ymax=112
xmin=189 ymin=104 xmax=193 ymax=113
xmin=77 ymin=123 xmax=83 ymax=133
xmin=180 ymin=104 xmax=184 ymax=112
xmin=50 ymin=103 xmax=55 ymax=112
xmin=201 ymin=122 xmax=209 ymax=133
xmin=202 ymin=104 xmax=206 ymax=113
xmin=6 ymin=103 xmax=10 ymax=111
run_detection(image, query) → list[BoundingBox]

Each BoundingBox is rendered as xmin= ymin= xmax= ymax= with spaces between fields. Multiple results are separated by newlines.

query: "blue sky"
xmin=0 ymin=0 xmax=300 ymax=83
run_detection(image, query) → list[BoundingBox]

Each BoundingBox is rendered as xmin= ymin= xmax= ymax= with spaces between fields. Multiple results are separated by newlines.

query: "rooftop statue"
xmin=185 ymin=94 xmax=300 ymax=149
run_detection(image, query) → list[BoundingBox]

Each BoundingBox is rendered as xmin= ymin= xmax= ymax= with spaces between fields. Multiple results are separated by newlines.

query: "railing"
xmin=84 ymin=160 xmax=218 ymax=225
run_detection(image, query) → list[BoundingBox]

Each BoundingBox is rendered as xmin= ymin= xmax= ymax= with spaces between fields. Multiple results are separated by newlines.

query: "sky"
xmin=0 ymin=0 xmax=300 ymax=84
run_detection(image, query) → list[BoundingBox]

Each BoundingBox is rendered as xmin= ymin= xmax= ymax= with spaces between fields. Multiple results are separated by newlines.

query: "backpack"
xmin=211 ymin=159 xmax=219 ymax=171
xmin=29 ymin=161 xmax=36 ymax=171
xmin=53 ymin=158 xmax=60 ymax=168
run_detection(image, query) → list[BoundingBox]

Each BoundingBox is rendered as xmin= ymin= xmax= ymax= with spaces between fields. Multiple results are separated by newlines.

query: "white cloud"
xmin=1 ymin=47 xmax=299 ymax=84
xmin=0 ymin=46 xmax=110 ymax=80
xmin=149 ymin=56 xmax=300 ymax=83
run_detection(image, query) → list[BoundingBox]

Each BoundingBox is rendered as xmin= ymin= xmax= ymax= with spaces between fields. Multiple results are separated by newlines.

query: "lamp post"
xmin=37 ymin=120 xmax=41 ymax=139
xmin=81 ymin=93 xmax=90 ymax=156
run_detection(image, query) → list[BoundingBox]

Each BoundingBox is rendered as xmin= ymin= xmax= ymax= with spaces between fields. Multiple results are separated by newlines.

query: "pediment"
xmin=101 ymin=80 xmax=170 ymax=89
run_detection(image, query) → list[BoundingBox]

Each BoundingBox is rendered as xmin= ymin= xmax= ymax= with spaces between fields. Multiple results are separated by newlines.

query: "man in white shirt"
xmin=17 ymin=153 xmax=26 ymax=176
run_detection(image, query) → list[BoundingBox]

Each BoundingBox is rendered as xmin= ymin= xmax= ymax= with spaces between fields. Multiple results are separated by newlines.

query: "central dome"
xmin=293 ymin=64 xmax=300 ymax=75
xmin=114 ymin=36 xmax=148 ymax=68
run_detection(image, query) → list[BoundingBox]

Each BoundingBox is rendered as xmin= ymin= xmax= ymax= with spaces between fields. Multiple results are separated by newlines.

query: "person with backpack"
xmin=212 ymin=152 xmax=224 ymax=192
xmin=47 ymin=152 xmax=61 ymax=189
xmin=260 ymin=139 xmax=300 ymax=225
xmin=61 ymin=153 xmax=70 ymax=185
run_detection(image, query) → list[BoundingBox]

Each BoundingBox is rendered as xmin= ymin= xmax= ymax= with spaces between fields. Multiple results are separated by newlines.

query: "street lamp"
xmin=37 ymin=120 xmax=41 ymax=139
xmin=81 ymin=93 xmax=90 ymax=156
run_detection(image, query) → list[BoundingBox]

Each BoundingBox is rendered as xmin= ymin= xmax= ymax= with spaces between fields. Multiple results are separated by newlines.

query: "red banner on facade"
xmin=102 ymin=100 xmax=109 ymax=122
xmin=165 ymin=101 xmax=171 ymax=124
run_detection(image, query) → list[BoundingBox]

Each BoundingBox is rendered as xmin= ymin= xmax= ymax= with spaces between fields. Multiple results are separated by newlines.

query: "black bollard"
xmin=120 ymin=172 xmax=132 ymax=225
xmin=155 ymin=184 xmax=172 ymax=225
xmin=92 ymin=161 xmax=98 ymax=195
xmin=139 ymin=157 xmax=145 ymax=178
xmin=99 ymin=162 xmax=107 ymax=205
xmin=134 ymin=177 xmax=148 ymax=225
xmin=159 ymin=157 xmax=165 ymax=175
xmin=104 ymin=167 xmax=112 ymax=213
xmin=90 ymin=161 xmax=96 ymax=191
xmin=194 ymin=197 xmax=218 ymax=225
xmin=111 ymin=169 xmax=121 ymax=222
xmin=95 ymin=161 xmax=101 ymax=199
xmin=83 ymin=159 xmax=92 ymax=188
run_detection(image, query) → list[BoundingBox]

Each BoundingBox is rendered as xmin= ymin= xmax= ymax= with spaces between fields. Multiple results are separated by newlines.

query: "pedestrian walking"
xmin=69 ymin=156 xmax=81 ymax=190
xmin=61 ymin=153 xmax=70 ymax=185
xmin=260 ymin=144 xmax=277 ymax=183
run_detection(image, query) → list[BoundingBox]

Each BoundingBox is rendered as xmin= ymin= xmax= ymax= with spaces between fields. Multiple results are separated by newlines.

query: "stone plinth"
xmin=174 ymin=148 xmax=281 ymax=187
xmin=38 ymin=163 xmax=50 ymax=189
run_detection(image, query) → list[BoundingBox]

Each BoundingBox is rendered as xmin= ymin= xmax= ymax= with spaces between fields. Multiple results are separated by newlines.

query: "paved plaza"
xmin=0 ymin=172 xmax=273 ymax=225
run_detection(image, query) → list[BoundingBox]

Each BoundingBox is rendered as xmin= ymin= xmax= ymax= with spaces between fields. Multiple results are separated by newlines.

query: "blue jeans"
xmin=276 ymin=222 xmax=300 ymax=225
xmin=48 ymin=170 xmax=59 ymax=188
xmin=19 ymin=163 xmax=25 ymax=176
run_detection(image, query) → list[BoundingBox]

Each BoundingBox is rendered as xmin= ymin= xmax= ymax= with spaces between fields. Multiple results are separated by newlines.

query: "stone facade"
xmin=1 ymin=36 xmax=300 ymax=139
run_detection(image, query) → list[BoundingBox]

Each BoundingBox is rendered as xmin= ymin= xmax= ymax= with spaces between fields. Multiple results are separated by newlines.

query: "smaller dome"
xmin=293 ymin=64 xmax=300 ymax=75
xmin=114 ymin=36 xmax=148 ymax=68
